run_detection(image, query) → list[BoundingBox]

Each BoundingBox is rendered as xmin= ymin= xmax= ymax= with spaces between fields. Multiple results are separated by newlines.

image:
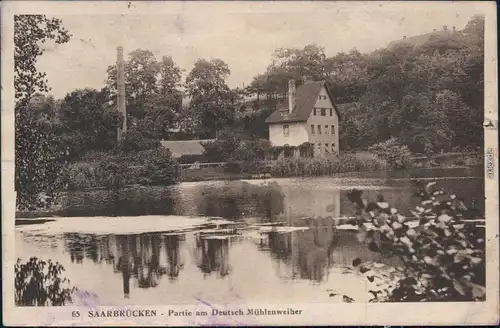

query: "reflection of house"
xmin=265 ymin=80 xmax=341 ymax=157
xmin=284 ymin=188 xmax=341 ymax=221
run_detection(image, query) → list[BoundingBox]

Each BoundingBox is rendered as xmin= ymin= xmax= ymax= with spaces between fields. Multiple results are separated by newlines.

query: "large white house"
xmin=265 ymin=80 xmax=341 ymax=156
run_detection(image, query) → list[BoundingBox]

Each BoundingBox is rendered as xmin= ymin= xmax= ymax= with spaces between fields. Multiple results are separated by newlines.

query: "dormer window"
xmin=280 ymin=110 xmax=288 ymax=117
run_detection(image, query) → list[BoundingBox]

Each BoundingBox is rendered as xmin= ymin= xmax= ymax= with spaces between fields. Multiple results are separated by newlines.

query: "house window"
xmin=318 ymin=143 xmax=322 ymax=154
xmin=332 ymin=143 xmax=336 ymax=152
xmin=330 ymin=108 xmax=333 ymax=116
xmin=321 ymin=108 xmax=326 ymax=116
xmin=317 ymin=125 xmax=322 ymax=134
xmin=325 ymin=143 xmax=329 ymax=153
xmin=311 ymin=125 xmax=315 ymax=134
xmin=313 ymin=108 xmax=317 ymax=116
xmin=331 ymin=125 xmax=335 ymax=135
xmin=325 ymin=125 xmax=329 ymax=134
xmin=283 ymin=125 xmax=289 ymax=137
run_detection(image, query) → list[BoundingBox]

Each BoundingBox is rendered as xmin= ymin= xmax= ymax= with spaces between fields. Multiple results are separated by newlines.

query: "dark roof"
xmin=160 ymin=139 xmax=215 ymax=158
xmin=265 ymin=81 xmax=341 ymax=124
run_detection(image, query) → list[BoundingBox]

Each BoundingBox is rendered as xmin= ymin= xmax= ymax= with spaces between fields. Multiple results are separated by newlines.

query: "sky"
xmin=31 ymin=1 xmax=487 ymax=99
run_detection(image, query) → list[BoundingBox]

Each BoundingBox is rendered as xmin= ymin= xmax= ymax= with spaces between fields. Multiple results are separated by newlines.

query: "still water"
xmin=16 ymin=169 xmax=484 ymax=305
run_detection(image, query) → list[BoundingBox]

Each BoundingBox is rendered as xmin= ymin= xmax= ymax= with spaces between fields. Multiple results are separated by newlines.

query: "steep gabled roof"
xmin=265 ymin=81 xmax=341 ymax=124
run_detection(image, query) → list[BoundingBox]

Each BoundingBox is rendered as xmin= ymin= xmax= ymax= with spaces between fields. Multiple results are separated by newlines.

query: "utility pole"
xmin=117 ymin=46 xmax=127 ymax=141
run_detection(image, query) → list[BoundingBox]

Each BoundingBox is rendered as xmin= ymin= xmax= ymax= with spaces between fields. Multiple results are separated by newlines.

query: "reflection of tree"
xmin=115 ymin=235 xmax=133 ymax=298
xmin=266 ymin=232 xmax=293 ymax=262
xmin=193 ymin=236 xmax=231 ymax=278
xmin=263 ymin=220 xmax=339 ymax=283
xmin=64 ymin=233 xmax=85 ymax=264
xmin=195 ymin=182 xmax=285 ymax=221
xmin=62 ymin=232 xmax=185 ymax=299
xmin=164 ymin=234 xmax=184 ymax=280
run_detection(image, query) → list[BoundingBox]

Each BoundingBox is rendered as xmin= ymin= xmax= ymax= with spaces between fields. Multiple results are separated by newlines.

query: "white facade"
xmin=268 ymin=122 xmax=309 ymax=147
xmin=307 ymin=85 xmax=340 ymax=156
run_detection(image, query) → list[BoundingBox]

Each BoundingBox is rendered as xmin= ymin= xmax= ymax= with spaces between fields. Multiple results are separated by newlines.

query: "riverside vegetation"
xmin=340 ymin=181 xmax=485 ymax=302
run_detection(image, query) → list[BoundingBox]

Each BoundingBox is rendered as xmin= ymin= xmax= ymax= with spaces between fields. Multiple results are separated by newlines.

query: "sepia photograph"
xmin=2 ymin=1 xmax=498 ymax=326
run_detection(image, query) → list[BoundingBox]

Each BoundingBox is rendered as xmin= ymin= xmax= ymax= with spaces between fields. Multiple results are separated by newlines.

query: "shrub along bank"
xmin=269 ymin=153 xmax=388 ymax=178
xmin=61 ymin=147 xmax=180 ymax=191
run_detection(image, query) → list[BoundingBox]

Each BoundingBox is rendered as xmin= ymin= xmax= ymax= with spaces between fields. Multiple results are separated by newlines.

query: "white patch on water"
xmin=15 ymin=216 xmax=235 ymax=235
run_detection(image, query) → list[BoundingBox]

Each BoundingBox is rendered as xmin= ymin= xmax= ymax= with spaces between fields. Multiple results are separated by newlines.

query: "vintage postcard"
xmin=2 ymin=0 xmax=499 ymax=326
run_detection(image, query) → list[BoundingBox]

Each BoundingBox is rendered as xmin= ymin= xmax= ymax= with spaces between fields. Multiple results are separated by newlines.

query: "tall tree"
xmin=14 ymin=15 xmax=71 ymax=210
xmin=58 ymin=88 xmax=122 ymax=158
xmin=185 ymin=59 xmax=236 ymax=138
xmin=106 ymin=50 xmax=182 ymax=138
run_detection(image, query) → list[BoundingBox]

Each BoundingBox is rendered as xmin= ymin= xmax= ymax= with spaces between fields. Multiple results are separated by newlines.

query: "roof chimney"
xmin=288 ymin=79 xmax=296 ymax=114
xmin=452 ymin=26 xmax=456 ymax=32
xmin=443 ymin=25 xmax=448 ymax=31
xmin=403 ymin=35 xmax=407 ymax=39
xmin=117 ymin=46 xmax=127 ymax=141
xmin=433 ymin=28 xmax=437 ymax=32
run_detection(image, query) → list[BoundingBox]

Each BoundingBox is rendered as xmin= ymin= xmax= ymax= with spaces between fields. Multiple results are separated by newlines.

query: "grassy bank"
xmin=269 ymin=153 xmax=388 ymax=178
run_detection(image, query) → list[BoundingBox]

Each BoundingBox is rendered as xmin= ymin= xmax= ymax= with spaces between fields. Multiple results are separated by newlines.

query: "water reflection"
xmin=63 ymin=233 xmax=185 ymax=298
xmin=195 ymin=181 xmax=285 ymax=221
xmin=260 ymin=218 xmax=339 ymax=283
xmin=18 ymin=175 xmax=484 ymax=303
xmin=193 ymin=236 xmax=231 ymax=278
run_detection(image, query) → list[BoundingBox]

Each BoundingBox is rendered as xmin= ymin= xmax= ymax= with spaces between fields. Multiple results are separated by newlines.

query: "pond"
xmin=15 ymin=167 xmax=484 ymax=305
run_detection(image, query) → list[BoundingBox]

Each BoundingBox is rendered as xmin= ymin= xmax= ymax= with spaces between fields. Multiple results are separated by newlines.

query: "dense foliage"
xmin=368 ymin=138 xmax=413 ymax=169
xmin=201 ymin=128 xmax=271 ymax=163
xmin=105 ymin=50 xmax=183 ymax=139
xmin=15 ymin=15 xmax=72 ymax=210
xmin=346 ymin=181 xmax=485 ymax=302
xmin=141 ymin=148 xmax=181 ymax=186
xmin=15 ymin=257 xmax=75 ymax=306
xmin=117 ymin=128 xmax=161 ymax=152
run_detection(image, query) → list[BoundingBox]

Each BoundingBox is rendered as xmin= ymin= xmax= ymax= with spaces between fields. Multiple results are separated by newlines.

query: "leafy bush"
xmin=298 ymin=142 xmax=314 ymax=158
xmin=141 ymin=148 xmax=181 ymax=186
xmin=223 ymin=161 xmax=242 ymax=174
xmin=95 ymin=157 xmax=128 ymax=189
xmin=61 ymin=162 xmax=98 ymax=191
xmin=202 ymin=129 xmax=271 ymax=163
xmin=368 ymin=138 xmax=413 ymax=169
xmin=15 ymin=257 xmax=75 ymax=306
xmin=346 ymin=181 xmax=485 ymax=302
xmin=270 ymin=152 xmax=388 ymax=177
xmin=231 ymin=138 xmax=271 ymax=162
xmin=118 ymin=128 xmax=161 ymax=152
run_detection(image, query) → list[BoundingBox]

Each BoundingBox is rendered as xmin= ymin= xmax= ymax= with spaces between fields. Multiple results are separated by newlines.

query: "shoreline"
xmin=15 ymin=166 xmax=483 ymax=220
